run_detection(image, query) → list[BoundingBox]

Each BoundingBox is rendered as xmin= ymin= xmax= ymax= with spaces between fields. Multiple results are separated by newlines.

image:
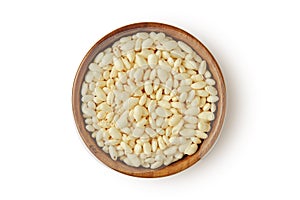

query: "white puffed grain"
xmin=178 ymin=141 xmax=191 ymax=153
xmin=86 ymin=124 xmax=95 ymax=132
xmin=179 ymin=129 xmax=196 ymax=137
xmin=155 ymin=107 xmax=172 ymax=117
xmin=184 ymin=143 xmax=198 ymax=155
xmin=154 ymin=153 xmax=165 ymax=162
xmin=143 ymin=142 xmax=151 ymax=155
xmin=211 ymin=103 xmax=217 ymax=112
xmin=145 ymin=127 xmax=157 ymax=138
xmin=171 ymin=119 xmax=184 ymax=135
xmin=184 ymin=107 xmax=200 ymax=115
xmin=120 ymin=36 xmax=131 ymax=43
xmin=151 ymin=161 xmax=163 ymax=169
xmin=139 ymin=50 xmax=153 ymax=59
xmin=184 ymin=60 xmax=197 ymax=70
xmin=127 ymin=154 xmax=141 ymax=167
xmin=195 ymin=131 xmax=208 ymax=139
xmin=81 ymin=82 xmax=88 ymax=96
xmin=120 ymin=141 xmax=133 ymax=154
xmin=191 ymin=137 xmax=201 ymax=144
xmin=82 ymin=107 xmax=96 ymax=117
xmin=135 ymin=54 xmax=147 ymax=67
xmin=170 ymin=102 xmax=185 ymax=110
xmin=179 ymin=92 xmax=188 ymax=102
xmin=158 ymin=60 xmax=172 ymax=72
xmin=199 ymin=97 xmax=207 ymax=108
xmin=157 ymin=68 xmax=169 ymax=82
xmin=203 ymin=103 xmax=211 ymax=111
xmin=94 ymin=87 xmax=106 ymax=101
xmin=157 ymin=136 xmax=167 ymax=150
xmin=174 ymin=152 xmax=183 ymax=160
xmin=108 ymin=127 xmax=121 ymax=139
xmin=170 ymin=49 xmax=185 ymax=58
xmin=132 ymin=127 xmax=145 ymax=138
xmin=134 ymin=143 xmax=142 ymax=154
xmin=204 ymin=71 xmax=211 ymax=78
xmin=121 ymin=127 xmax=131 ymax=135
xmin=178 ymin=41 xmax=193 ymax=53
xmin=126 ymin=50 xmax=135 ymax=63
xmin=184 ymin=123 xmax=197 ymax=129
xmin=115 ymin=111 xmax=129 ymax=129
xmin=94 ymin=52 xmax=104 ymax=64
xmin=206 ymin=78 xmax=216 ymax=85
xmin=108 ymin=145 xmax=118 ymax=160
xmin=102 ymin=146 xmax=109 ymax=153
xmin=145 ymin=157 xmax=155 ymax=164
xmin=155 ymin=117 xmax=164 ymax=127
xmin=180 ymin=78 xmax=192 ymax=86
xmin=84 ymin=71 xmax=94 ymax=83
xmin=162 ymin=135 xmax=170 ymax=146
xmin=197 ymin=90 xmax=209 ymax=97
xmin=144 ymin=81 xmax=153 ymax=95
xmin=136 ymin=32 xmax=149 ymax=39
xmin=168 ymin=115 xmax=182 ymax=127
xmin=197 ymin=121 xmax=211 ymax=132
xmin=149 ymin=68 xmax=156 ymax=80
xmin=167 ymin=57 xmax=174 ymax=66
xmin=205 ymin=86 xmax=218 ymax=96
xmin=100 ymin=53 xmax=113 ymax=66
xmin=164 ymin=156 xmax=174 ymax=166
xmin=151 ymin=139 xmax=158 ymax=152
xmin=155 ymin=32 xmax=165 ymax=41
xmin=120 ymin=40 xmax=135 ymax=52
xmin=85 ymin=118 xmax=92 ymax=125
xmin=162 ymin=51 xmax=171 ymax=59
xmin=133 ymin=37 xmax=141 ymax=51
xmin=191 ymin=81 xmax=206 ymax=89
xmin=88 ymin=63 xmax=100 ymax=72
xmin=136 ymin=118 xmax=147 ymax=127
xmin=87 ymin=101 xmax=96 ymax=109
xmin=122 ymin=57 xmax=131 ymax=69
xmin=198 ymin=60 xmax=207 ymax=75
xmin=162 ymin=40 xmax=178 ymax=51
xmin=173 ymin=79 xmax=179 ymax=89
xmin=142 ymin=69 xmax=151 ymax=81
xmin=166 ymin=77 xmax=173 ymax=90
xmin=174 ymin=73 xmax=189 ymax=80
xmin=148 ymin=54 xmax=158 ymax=67
xmin=169 ymin=136 xmax=180 ymax=145
xmin=207 ymin=95 xmax=219 ymax=103
xmin=142 ymin=38 xmax=153 ymax=49
xmin=183 ymin=116 xmax=198 ymax=124
xmin=113 ymin=46 xmax=121 ymax=57
xmin=177 ymin=85 xmax=192 ymax=93
xmin=198 ymin=111 xmax=215 ymax=121
xmin=134 ymin=68 xmax=143 ymax=83
xmin=185 ymin=53 xmax=193 ymax=60
xmin=117 ymin=150 xmax=124 ymax=157
xmin=155 ymin=88 xmax=163 ymax=101
xmin=158 ymin=100 xmax=171 ymax=109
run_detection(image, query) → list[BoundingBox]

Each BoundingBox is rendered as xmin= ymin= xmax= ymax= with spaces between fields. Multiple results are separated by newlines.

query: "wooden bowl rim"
xmin=72 ymin=22 xmax=226 ymax=178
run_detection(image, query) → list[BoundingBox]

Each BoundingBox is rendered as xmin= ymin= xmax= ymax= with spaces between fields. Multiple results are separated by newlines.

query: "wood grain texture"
xmin=72 ymin=22 xmax=226 ymax=178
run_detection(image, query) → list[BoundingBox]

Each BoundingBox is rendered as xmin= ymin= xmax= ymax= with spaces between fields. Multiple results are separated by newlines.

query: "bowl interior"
xmin=72 ymin=22 xmax=226 ymax=178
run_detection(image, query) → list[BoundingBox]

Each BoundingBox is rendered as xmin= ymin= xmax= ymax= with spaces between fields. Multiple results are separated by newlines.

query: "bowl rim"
xmin=72 ymin=22 xmax=226 ymax=178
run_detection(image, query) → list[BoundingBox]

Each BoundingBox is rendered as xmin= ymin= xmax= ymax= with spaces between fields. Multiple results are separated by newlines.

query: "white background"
xmin=0 ymin=0 xmax=299 ymax=199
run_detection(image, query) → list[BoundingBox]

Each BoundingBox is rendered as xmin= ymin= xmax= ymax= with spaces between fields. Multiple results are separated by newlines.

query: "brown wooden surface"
xmin=72 ymin=22 xmax=226 ymax=178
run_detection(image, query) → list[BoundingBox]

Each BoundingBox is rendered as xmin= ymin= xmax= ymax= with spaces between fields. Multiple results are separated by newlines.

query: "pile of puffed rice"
xmin=81 ymin=32 xmax=219 ymax=169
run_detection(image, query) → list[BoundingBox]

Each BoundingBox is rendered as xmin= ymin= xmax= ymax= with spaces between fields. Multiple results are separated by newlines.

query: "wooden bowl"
xmin=72 ymin=22 xmax=226 ymax=178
